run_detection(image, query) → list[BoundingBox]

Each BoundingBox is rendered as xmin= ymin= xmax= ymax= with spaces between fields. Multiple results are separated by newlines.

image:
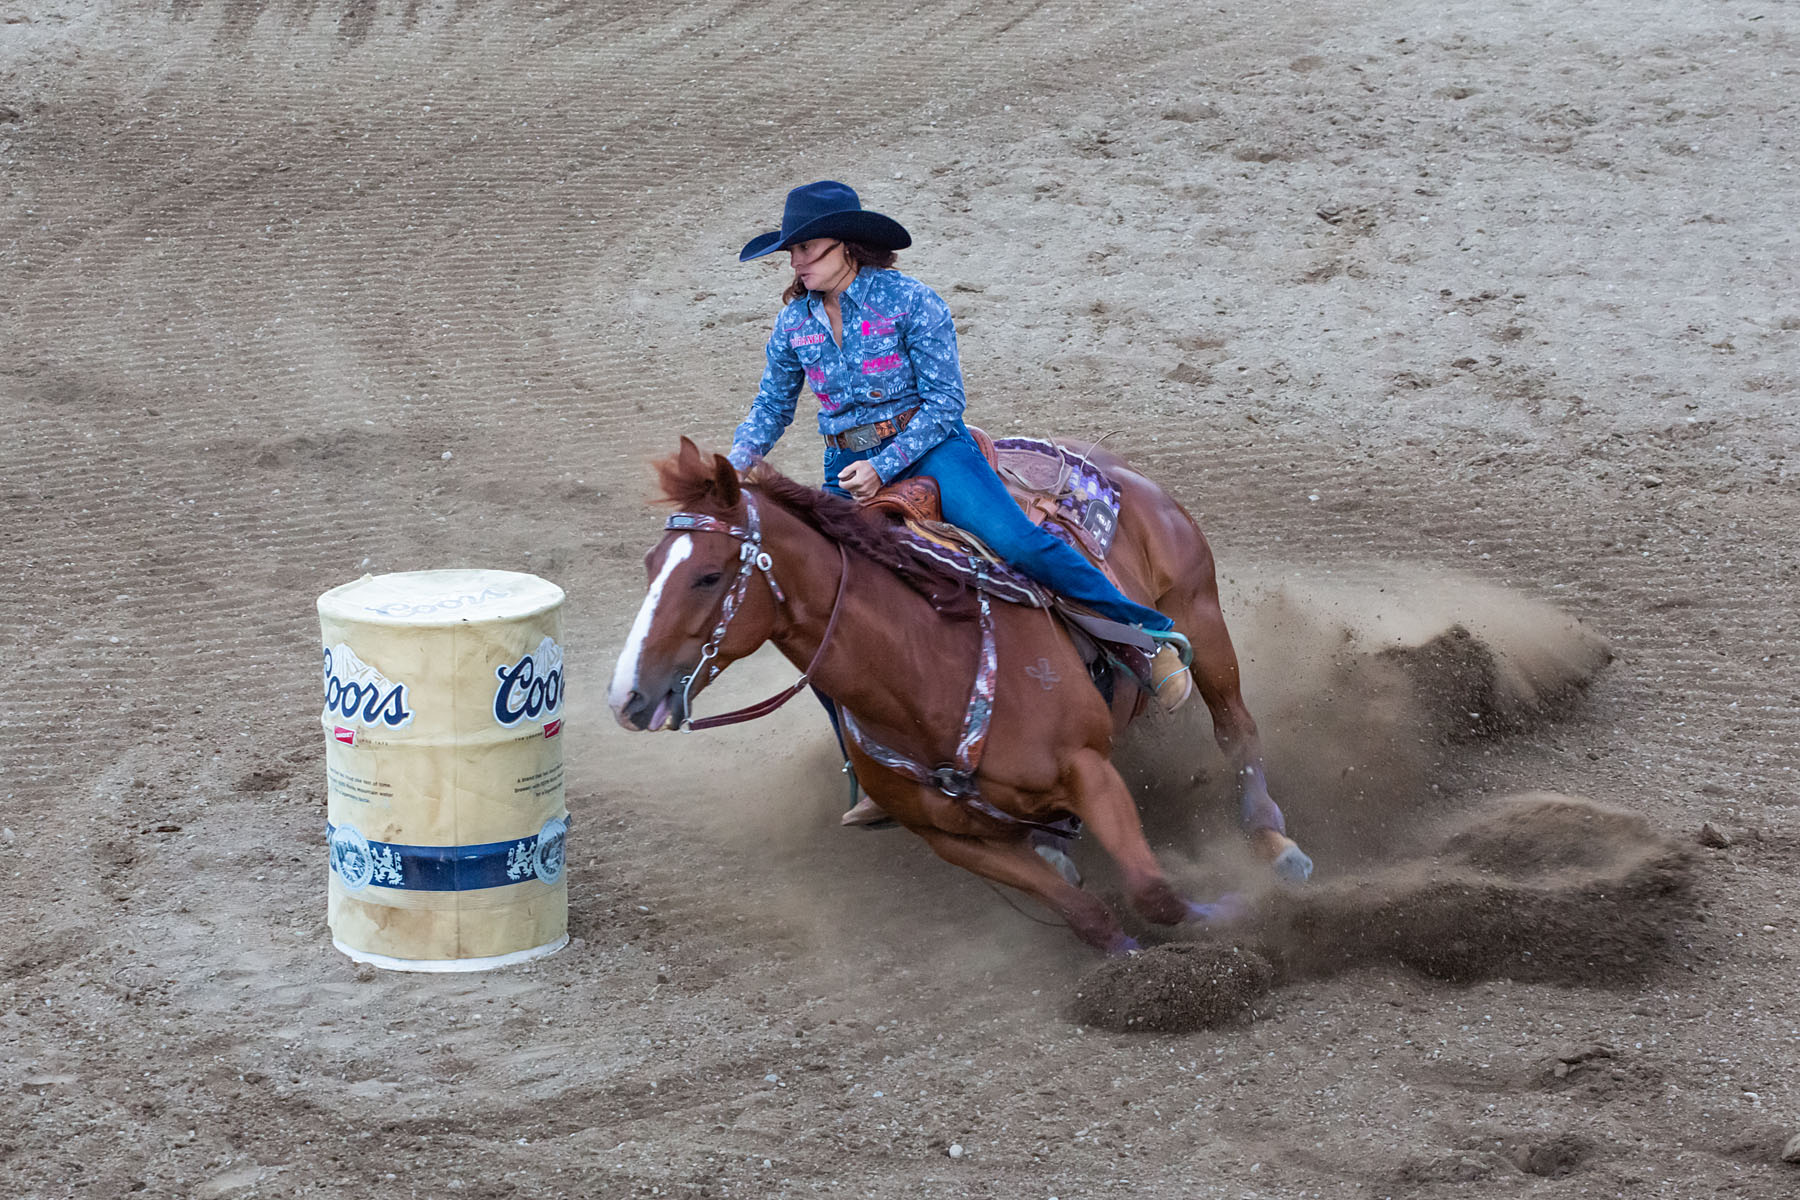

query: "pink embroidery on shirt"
xmin=805 ymin=367 xmax=828 ymax=387
xmin=817 ymin=393 xmax=839 ymax=412
xmin=860 ymin=318 xmax=897 ymax=337
xmin=861 ymin=354 xmax=903 ymax=375
xmin=791 ymin=333 xmax=827 ymax=347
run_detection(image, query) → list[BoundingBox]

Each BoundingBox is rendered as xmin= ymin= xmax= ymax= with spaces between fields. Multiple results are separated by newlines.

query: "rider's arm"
xmin=867 ymin=285 xmax=965 ymax=483
xmin=729 ymin=316 xmax=805 ymax=470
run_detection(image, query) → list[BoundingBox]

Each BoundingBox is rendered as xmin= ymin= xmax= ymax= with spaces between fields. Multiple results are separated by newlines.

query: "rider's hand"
xmin=837 ymin=460 xmax=881 ymax=500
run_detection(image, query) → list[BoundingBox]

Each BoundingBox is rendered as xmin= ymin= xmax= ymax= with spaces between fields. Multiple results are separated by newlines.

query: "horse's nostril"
xmin=613 ymin=690 xmax=650 ymax=730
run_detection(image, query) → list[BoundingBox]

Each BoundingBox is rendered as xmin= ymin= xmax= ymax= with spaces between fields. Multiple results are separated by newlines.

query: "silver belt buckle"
xmin=840 ymin=423 xmax=882 ymax=451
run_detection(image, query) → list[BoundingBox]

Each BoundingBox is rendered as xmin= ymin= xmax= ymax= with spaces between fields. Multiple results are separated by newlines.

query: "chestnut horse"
xmin=608 ymin=438 xmax=1310 ymax=954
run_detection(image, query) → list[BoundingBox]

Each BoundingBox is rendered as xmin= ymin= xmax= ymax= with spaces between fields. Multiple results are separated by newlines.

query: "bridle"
xmin=663 ymin=494 xmax=850 ymax=731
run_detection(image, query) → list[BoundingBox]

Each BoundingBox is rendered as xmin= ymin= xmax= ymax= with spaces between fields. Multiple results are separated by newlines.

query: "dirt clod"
xmin=1069 ymin=943 xmax=1273 ymax=1032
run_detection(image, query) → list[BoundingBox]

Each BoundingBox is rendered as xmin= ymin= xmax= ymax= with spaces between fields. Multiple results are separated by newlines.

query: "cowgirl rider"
xmin=727 ymin=181 xmax=1189 ymax=824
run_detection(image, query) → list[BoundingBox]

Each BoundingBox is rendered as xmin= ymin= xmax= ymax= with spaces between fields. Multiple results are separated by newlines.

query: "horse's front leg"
xmin=912 ymin=827 xmax=1139 ymax=956
xmin=1174 ymin=594 xmax=1314 ymax=883
xmin=1063 ymin=748 xmax=1244 ymax=927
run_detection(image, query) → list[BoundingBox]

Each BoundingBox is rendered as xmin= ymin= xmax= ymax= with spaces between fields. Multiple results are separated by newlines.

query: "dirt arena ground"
xmin=4 ymin=0 xmax=1798 ymax=1196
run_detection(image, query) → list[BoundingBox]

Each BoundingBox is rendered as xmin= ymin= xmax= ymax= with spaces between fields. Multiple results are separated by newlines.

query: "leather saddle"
xmin=861 ymin=425 xmax=1116 ymax=576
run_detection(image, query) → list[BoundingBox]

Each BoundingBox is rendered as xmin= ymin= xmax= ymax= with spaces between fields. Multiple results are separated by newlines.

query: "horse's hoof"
xmin=1272 ymin=844 xmax=1314 ymax=883
xmin=1103 ymin=935 xmax=1142 ymax=957
xmin=1183 ymin=892 xmax=1248 ymax=924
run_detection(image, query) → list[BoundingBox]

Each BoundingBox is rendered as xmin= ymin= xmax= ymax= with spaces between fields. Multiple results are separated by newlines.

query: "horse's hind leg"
xmin=1162 ymin=566 xmax=1314 ymax=883
xmin=913 ymin=827 xmax=1138 ymax=955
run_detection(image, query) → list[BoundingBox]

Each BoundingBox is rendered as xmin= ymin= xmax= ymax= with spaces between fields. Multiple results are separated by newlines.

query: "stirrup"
xmin=1145 ymin=627 xmax=1193 ymax=668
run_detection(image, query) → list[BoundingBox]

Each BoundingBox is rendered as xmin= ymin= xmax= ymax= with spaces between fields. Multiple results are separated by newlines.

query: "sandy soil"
xmin=3 ymin=0 xmax=1798 ymax=1196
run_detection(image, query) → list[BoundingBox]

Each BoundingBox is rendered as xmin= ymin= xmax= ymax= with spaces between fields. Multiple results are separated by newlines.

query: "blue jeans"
xmin=824 ymin=431 xmax=1173 ymax=631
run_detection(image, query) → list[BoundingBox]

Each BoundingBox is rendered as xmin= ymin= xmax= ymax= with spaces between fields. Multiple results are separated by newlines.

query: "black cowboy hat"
xmin=738 ymin=180 xmax=912 ymax=262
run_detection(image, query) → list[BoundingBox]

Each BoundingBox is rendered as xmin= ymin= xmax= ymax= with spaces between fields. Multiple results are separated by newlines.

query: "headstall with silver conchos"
xmin=663 ymin=496 xmax=848 ymax=731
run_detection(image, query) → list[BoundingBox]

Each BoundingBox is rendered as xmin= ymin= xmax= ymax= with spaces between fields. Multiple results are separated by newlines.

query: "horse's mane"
xmin=653 ymin=448 xmax=976 ymax=619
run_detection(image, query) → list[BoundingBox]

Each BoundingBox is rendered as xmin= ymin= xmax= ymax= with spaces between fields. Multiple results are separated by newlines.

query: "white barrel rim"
xmin=317 ymin=569 xmax=566 ymax=628
xmin=332 ymin=933 xmax=569 ymax=973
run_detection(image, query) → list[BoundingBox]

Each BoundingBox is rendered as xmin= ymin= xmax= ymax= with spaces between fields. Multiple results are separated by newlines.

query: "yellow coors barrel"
xmin=317 ymin=569 xmax=568 ymax=971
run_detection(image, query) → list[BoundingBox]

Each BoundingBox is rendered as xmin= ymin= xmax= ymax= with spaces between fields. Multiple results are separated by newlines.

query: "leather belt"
xmin=826 ymin=406 xmax=920 ymax=452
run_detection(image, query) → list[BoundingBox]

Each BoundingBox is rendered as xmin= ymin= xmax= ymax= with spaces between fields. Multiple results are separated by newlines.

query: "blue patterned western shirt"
xmin=728 ymin=268 xmax=967 ymax=482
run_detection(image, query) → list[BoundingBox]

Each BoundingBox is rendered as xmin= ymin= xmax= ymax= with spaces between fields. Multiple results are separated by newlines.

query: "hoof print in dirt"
xmin=1068 ymin=942 xmax=1273 ymax=1033
xmin=1393 ymin=1150 xmax=1514 ymax=1184
xmin=1508 ymin=1132 xmax=1593 ymax=1177
xmin=1547 ymin=1043 xmax=1614 ymax=1083
xmin=236 ymin=767 xmax=290 ymax=793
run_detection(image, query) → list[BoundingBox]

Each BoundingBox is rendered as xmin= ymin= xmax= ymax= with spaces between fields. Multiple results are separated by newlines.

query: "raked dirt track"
xmin=3 ymin=1 xmax=1798 ymax=1196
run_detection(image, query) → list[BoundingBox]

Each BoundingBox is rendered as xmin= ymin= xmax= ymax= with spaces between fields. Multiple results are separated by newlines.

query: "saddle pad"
xmin=894 ymin=531 xmax=1049 ymax=609
xmin=992 ymin=437 xmax=1124 ymax=558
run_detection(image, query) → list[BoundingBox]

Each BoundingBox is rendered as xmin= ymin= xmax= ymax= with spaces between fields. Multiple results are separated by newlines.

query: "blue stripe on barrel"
xmin=327 ymin=817 xmax=567 ymax=892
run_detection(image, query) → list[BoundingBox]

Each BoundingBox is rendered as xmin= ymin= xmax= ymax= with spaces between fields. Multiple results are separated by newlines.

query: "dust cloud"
xmin=1119 ymin=564 xmax=1613 ymax=875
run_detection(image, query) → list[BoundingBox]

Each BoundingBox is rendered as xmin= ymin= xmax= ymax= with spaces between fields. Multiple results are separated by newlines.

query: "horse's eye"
xmin=694 ymin=571 xmax=724 ymax=589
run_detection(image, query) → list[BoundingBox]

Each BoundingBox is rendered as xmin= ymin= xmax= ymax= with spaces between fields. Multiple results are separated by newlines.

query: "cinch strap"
xmin=839 ymin=592 xmax=1011 ymax=812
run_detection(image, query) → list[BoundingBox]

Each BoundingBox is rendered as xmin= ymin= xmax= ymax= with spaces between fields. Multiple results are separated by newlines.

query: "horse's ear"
xmin=711 ymin=451 xmax=741 ymax=508
xmin=675 ymin=436 xmax=703 ymax=473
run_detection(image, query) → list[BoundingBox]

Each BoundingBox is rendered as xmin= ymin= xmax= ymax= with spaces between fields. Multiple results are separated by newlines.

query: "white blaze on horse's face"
xmin=608 ymin=534 xmax=692 ymax=728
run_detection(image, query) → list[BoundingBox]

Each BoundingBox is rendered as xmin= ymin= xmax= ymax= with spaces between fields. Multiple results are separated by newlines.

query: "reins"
xmin=665 ymin=496 xmax=852 ymax=732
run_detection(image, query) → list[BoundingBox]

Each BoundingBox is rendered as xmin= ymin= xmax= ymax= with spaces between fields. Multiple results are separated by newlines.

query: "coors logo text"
xmin=321 ymin=644 xmax=414 ymax=729
xmin=494 ymin=636 xmax=565 ymax=727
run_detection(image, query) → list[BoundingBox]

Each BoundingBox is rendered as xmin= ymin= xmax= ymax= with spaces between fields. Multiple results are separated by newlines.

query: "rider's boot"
xmin=841 ymin=792 xmax=889 ymax=826
xmin=1146 ymin=628 xmax=1193 ymax=710
xmin=839 ymin=762 xmax=890 ymax=826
